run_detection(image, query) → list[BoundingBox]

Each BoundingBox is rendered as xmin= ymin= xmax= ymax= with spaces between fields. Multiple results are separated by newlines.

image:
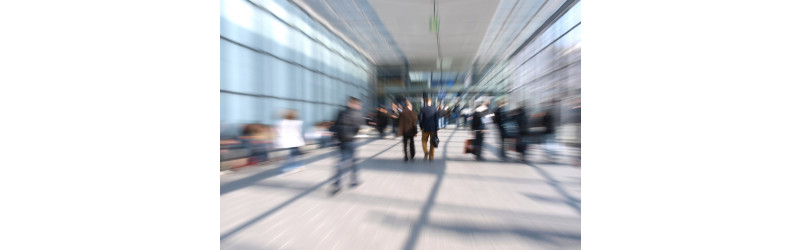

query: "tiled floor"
xmin=221 ymin=126 xmax=580 ymax=250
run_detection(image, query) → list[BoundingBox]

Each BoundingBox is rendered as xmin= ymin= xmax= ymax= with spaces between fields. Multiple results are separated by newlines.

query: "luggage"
xmin=464 ymin=139 xmax=473 ymax=154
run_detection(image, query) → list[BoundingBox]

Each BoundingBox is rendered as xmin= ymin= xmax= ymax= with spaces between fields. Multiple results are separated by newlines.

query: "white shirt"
xmin=276 ymin=119 xmax=306 ymax=149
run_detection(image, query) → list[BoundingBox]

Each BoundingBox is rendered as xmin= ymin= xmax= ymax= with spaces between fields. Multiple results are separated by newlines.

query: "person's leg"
xmin=403 ymin=136 xmax=410 ymax=161
xmin=255 ymin=144 xmax=267 ymax=163
xmin=547 ymin=133 xmax=559 ymax=162
xmin=474 ymin=131 xmax=483 ymax=159
xmin=343 ymin=141 xmax=358 ymax=185
xmin=429 ymin=132 xmax=435 ymax=160
xmin=282 ymin=147 xmax=295 ymax=171
xmin=333 ymin=144 xmax=346 ymax=188
xmin=409 ymin=135 xmax=416 ymax=160
xmin=499 ymin=133 xmax=506 ymax=159
xmin=421 ymin=132 xmax=430 ymax=159
xmin=293 ymin=147 xmax=304 ymax=168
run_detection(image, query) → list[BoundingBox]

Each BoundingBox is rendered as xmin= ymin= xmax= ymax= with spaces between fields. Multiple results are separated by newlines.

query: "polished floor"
xmin=221 ymin=126 xmax=581 ymax=250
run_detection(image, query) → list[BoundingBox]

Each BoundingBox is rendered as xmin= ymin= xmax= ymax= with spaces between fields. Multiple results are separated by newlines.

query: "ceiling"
xmin=292 ymin=0 xmax=570 ymax=86
xmin=367 ymin=0 xmax=500 ymax=73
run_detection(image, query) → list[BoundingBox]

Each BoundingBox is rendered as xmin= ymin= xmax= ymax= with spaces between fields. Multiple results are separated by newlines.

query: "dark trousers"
xmin=403 ymin=135 xmax=415 ymax=160
xmin=516 ymin=135 xmax=527 ymax=159
xmin=377 ymin=125 xmax=386 ymax=137
xmin=498 ymin=132 xmax=507 ymax=159
xmin=473 ymin=130 xmax=484 ymax=158
xmin=333 ymin=140 xmax=357 ymax=187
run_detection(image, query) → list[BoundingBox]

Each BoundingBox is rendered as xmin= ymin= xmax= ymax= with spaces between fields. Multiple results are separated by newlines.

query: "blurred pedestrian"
xmin=513 ymin=105 xmax=529 ymax=162
xmin=241 ymin=123 xmax=270 ymax=165
xmin=541 ymin=103 xmax=557 ymax=162
xmin=471 ymin=102 xmax=489 ymax=161
xmin=398 ymin=100 xmax=418 ymax=162
xmin=493 ymin=101 xmax=508 ymax=160
xmin=276 ymin=110 xmax=306 ymax=174
xmin=390 ymin=103 xmax=400 ymax=138
xmin=330 ymin=97 xmax=363 ymax=195
xmin=461 ymin=106 xmax=471 ymax=128
xmin=376 ymin=106 xmax=389 ymax=138
xmin=419 ymin=99 xmax=439 ymax=161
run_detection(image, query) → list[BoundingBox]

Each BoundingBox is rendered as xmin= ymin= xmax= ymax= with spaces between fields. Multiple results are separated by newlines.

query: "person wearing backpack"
xmin=330 ymin=97 xmax=363 ymax=195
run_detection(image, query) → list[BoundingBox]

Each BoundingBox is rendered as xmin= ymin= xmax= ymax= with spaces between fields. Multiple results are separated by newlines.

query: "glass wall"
xmin=507 ymin=1 xmax=580 ymax=112
xmin=474 ymin=1 xmax=580 ymax=144
xmin=220 ymin=0 xmax=376 ymax=131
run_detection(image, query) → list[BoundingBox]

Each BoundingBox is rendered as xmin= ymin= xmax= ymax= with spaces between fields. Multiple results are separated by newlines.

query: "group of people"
xmin=466 ymin=100 xmax=557 ymax=162
xmin=395 ymin=99 xmax=441 ymax=162
xmin=227 ymin=96 xmax=559 ymax=196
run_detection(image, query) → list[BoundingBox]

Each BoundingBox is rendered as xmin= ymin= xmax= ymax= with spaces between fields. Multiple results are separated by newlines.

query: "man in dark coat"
xmin=398 ymin=100 xmax=418 ymax=162
xmin=330 ymin=97 xmax=364 ymax=195
xmin=419 ymin=99 xmax=439 ymax=161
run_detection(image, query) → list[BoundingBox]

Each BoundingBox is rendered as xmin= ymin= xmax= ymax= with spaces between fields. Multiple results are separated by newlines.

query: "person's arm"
xmin=418 ymin=111 xmax=422 ymax=128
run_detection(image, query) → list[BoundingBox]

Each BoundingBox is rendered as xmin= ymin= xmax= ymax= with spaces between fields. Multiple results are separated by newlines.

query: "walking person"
xmin=330 ymin=97 xmax=364 ymax=195
xmin=437 ymin=104 xmax=445 ymax=129
xmin=493 ymin=101 xmax=508 ymax=160
xmin=419 ymin=99 xmax=439 ymax=161
xmin=376 ymin=106 xmax=389 ymax=138
xmin=390 ymin=103 xmax=400 ymax=138
xmin=398 ymin=100 xmax=418 ymax=162
xmin=276 ymin=110 xmax=306 ymax=174
xmin=461 ymin=106 xmax=471 ymax=128
xmin=512 ymin=105 xmax=529 ymax=162
xmin=540 ymin=103 xmax=557 ymax=162
xmin=471 ymin=102 xmax=489 ymax=161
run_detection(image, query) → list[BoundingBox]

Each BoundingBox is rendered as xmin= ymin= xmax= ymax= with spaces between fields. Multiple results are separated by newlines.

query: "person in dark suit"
xmin=419 ymin=99 xmax=439 ymax=161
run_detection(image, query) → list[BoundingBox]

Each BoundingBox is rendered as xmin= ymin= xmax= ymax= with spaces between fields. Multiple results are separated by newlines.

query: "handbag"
xmin=433 ymin=132 xmax=440 ymax=148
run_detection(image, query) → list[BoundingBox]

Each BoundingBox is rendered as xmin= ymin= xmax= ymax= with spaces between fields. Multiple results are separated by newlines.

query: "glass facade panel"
xmin=221 ymin=0 xmax=376 ymax=131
